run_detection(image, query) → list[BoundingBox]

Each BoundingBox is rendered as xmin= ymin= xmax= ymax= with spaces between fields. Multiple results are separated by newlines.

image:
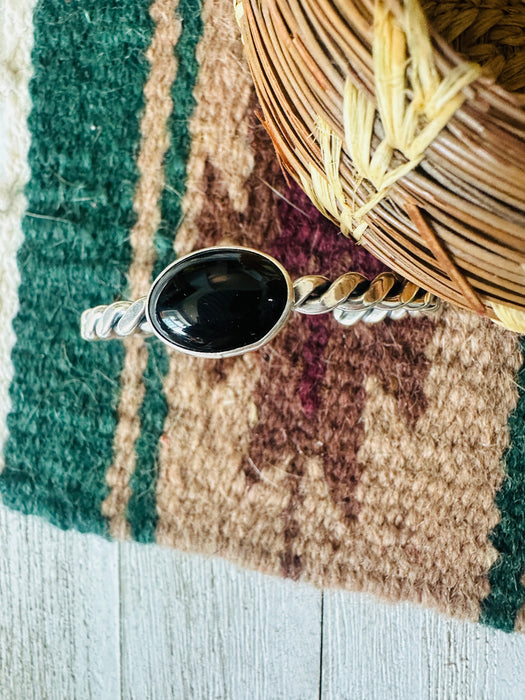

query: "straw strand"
xmin=237 ymin=0 xmax=525 ymax=327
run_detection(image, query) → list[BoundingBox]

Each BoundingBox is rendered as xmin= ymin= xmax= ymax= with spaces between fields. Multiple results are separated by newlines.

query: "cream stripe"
xmin=0 ymin=0 xmax=37 ymax=470
xmin=101 ymin=0 xmax=181 ymax=538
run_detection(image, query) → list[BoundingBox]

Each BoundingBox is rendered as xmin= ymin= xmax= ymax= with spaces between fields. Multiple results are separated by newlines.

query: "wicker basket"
xmin=235 ymin=0 xmax=525 ymax=331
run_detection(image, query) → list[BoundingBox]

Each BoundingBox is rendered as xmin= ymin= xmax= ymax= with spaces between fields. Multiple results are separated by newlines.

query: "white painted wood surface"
xmin=1 ymin=503 xmax=525 ymax=700
xmin=120 ymin=546 xmax=321 ymax=699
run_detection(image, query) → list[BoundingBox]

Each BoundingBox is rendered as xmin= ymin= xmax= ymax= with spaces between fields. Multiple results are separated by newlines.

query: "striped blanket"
xmin=1 ymin=0 xmax=525 ymax=633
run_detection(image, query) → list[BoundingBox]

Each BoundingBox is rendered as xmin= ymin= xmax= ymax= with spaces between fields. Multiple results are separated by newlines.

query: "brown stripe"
xmin=156 ymin=342 xmax=303 ymax=575
xmin=242 ymin=311 xmax=435 ymax=579
xmin=240 ymin=312 xmax=311 ymax=579
xmin=101 ymin=0 xmax=181 ymax=538
xmin=239 ymin=182 xmax=436 ymax=577
xmin=516 ymin=608 xmax=525 ymax=633
xmin=323 ymin=313 xmax=436 ymax=518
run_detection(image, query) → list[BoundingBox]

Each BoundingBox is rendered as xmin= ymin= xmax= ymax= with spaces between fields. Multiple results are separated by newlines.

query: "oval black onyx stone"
xmin=147 ymin=248 xmax=291 ymax=356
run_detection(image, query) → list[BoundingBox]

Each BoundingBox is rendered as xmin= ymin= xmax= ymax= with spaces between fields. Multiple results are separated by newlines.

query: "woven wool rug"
xmin=1 ymin=0 xmax=525 ymax=634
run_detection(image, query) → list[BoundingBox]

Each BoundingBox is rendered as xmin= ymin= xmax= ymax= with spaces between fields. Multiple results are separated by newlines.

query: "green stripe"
xmin=0 ymin=1 xmax=153 ymax=534
xmin=127 ymin=0 xmax=204 ymax=542
xmin=480 ymin=337 xmax=525 ymax=631
xmin=127 ymin=338 xmax=169 ymax=543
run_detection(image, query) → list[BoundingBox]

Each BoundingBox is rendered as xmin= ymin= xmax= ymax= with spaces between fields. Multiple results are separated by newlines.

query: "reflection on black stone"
xmin=152 ymin=249 xmax=289 ymax=354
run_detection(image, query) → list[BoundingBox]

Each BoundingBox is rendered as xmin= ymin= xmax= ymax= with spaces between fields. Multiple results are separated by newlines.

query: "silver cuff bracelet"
xmin=80 ymin=246 xmax=441 ymax=358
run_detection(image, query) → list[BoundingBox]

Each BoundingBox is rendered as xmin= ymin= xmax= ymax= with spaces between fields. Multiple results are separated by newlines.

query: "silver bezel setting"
xmin=145 ymin=245 xmax=294 ymax=359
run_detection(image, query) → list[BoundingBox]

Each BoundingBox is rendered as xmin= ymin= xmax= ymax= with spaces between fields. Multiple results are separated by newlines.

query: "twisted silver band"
xmin=81 ymin=298 xmax=152 ymax=341
xmin=81 ymin=271 xmax=440 ymax=341
xmin=294 ymin=271 xmax=440 ymax=325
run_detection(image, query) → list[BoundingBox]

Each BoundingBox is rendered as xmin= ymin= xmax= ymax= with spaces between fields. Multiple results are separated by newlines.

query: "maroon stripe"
xmin=223 ymin=124 xmax=437 ymax=574
xmin=272 ymin=181 xmax=388 ymax=278
xmin=271 ymin=182 xmax=388 ymax=418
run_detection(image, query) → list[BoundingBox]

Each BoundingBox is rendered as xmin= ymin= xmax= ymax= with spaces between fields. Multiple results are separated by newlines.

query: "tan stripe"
xmin=515 ymin=607 xmax=525 ymax=633
xmin=101 ymin=0 xmax=181 ymax=538
xmin=101 ymin=335 xmax=149 ymax=539
xmin=172 ymin=0 xmax=254 ymax=256
xmin=154 ymin=0 xmax=286 ymax=554
xmin=514 ymin=575 xmax=525 ymax=632
xmin=342 ymin=307 xmax=519 ymax=619
xmin=155 ymin=351 xmax=292 ymax=571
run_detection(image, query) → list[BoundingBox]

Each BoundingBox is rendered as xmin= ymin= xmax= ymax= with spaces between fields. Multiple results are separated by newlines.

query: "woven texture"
xmin=237 ymin=0 xmax=525 ymax=326
xmin=1 ymin=0 xmax=525 ymax=633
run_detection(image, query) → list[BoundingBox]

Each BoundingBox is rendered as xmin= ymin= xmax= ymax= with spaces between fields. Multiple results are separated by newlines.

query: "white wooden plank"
xmin=6 ymin=494 xmax=525 ymax=700
xmin=120 ymin=546 xmax=322 ymax=700
xmin=321 ymin=591 xmax=525 ymax=700
xmin=0 ymin=504 xmax=120 ymax=700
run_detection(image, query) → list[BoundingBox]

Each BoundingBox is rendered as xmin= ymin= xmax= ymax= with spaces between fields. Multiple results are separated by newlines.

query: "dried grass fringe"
xmin=236 ymin=0 xmax=525 ymax=331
